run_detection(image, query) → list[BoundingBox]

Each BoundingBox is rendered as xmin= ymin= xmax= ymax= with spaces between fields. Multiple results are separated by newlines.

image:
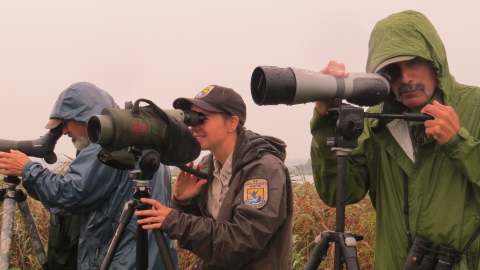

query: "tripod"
xmin=305 ymin=102 xmax=434 ymax=270
xmin=0 ymin=175 xmax=49 ymax=270
xmin=100 ymin=148 xmax=176 ymax=270
xmin=305 ymin=104 xmax=364 ymax=270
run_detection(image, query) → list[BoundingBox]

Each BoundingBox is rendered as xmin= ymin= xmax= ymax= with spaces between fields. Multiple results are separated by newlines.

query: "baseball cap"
xmin=45 ymin=118 xmax=63 ymax=129
xmin=173 ymin=85 xmax=247 ymax=125
xmin=374 ymin=56 xmax=415 ymax=73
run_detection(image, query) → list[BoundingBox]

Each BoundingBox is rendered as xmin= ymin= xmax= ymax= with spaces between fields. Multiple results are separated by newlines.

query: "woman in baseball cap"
xmin=136 ymin=85 xmax=294 ymax=269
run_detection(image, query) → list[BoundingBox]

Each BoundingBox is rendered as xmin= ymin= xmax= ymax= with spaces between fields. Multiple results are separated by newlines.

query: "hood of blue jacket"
xmin=48 ymin=82 xmax=119 ymax=125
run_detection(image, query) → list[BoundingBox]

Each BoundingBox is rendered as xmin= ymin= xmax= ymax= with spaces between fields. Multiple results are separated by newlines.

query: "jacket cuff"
xmin=170 ymin=196 xmax=198 ymax=212
xmin=21 ymin=161 xmax=40 ymax=184
xmin=443 ymin=127 xmax=470 ymax=150
xmin=160 ymin=208 xmax=179 ymax=233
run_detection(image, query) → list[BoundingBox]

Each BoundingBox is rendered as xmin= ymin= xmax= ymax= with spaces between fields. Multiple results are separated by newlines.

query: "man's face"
xmin=390 ymin=57 xmax=438 ymax=110
xmin=61 ymin=119 xmax=90 ymax=151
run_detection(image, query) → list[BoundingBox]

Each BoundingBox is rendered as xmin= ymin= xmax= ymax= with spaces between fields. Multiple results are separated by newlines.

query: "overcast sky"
xmin=1 ymin=1 xmax=479 ymax=166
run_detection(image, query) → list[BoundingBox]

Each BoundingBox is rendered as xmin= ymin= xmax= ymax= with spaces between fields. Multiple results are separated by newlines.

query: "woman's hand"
xmin=135 ymin=198 xmax=172 ymax=229
xmin=173 ymin=162 xmax=207 ymax=203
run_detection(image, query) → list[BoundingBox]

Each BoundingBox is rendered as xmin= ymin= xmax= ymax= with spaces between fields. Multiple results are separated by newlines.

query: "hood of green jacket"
xmin=366 ymin=10 xmax=456 ymax=108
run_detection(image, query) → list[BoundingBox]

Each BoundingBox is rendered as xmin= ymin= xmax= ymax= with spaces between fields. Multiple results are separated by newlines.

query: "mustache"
xmin=397 ymin=83 xmax=426 ymax=95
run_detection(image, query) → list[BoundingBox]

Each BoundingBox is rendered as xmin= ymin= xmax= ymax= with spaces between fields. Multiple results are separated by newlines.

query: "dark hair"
xmin=220 ymin=114 xmax=245 ymax=135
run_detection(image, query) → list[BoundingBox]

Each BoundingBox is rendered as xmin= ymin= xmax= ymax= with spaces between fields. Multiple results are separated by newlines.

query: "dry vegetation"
xmin=0 ymin=175 xmax=376 ymax=269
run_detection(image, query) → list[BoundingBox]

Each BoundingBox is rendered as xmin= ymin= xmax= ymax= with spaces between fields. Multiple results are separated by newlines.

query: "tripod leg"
xmin=152 ymin=229 xmax=176 ymax=270
xmin=136 ymin=200 xmax=175 ymax=270
xmin=339 ymin=233 xmax=360 ymax=270
xmin=17 ymin=200 xmax=49 ymax=269
xmin=305 ymin=232 xmax=332 ymax=270
xmin=100 ymin=201 xmax=136 ymax=270
xmin=0 ymin=198 xmax=16 ymax=270
xmin=137 ymin=220 xmax=149 ymax=270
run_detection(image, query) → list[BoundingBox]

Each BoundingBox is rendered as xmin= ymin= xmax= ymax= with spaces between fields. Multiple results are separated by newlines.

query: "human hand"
xmin=173 ymin=162 xmax=207 ymax=203
xmin=421 ymin=100 xmax=461 ymax=145
xmin=0 ymin=150 xmax=31 ymax=176
xmin=135 ymin=198 xmax=172 ymax=229
xmin=315 ymin=61 xmax=350 ymax=115
xmin=320 ymin=60 xmax=350 ymax=77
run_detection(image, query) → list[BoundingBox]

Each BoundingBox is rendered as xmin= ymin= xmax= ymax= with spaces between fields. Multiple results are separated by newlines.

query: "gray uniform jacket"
xmin=162 ymin=130 xmax=293 ymax=269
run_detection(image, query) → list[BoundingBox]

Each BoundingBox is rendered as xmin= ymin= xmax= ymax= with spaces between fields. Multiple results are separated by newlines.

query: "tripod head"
xmin=3 ymin=175 xmax=21 ymax=186
xmin=326 ymin=102 xmax=365 ymax=149
xmin=128 ymin=147 xmax=161 ymax=182
xmin=326 ymin=99 xmax=434 ymax=149
xmin=0 ymin=176 xmax=28 ymax=204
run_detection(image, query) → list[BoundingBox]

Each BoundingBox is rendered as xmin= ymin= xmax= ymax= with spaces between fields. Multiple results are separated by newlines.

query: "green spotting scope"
xmin=0 ymin=125 xmax=63 ymax=164
xmin=88 ymin=109 xmax=203 ymax=150
xmin=87 ymin=99 xmax=204 ymax=167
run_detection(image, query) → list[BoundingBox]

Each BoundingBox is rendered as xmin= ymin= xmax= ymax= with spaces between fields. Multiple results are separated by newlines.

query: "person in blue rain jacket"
xmin=0 ymin=82 xmax=178 ymax=270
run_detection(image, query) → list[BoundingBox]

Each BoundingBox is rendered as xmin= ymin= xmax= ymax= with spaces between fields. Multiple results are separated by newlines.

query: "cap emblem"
xmin=195 ymin=85 xmax=215 ymax=98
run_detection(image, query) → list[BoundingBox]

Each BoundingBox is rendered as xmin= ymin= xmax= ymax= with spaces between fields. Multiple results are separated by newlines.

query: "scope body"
xmin=0 ymin=126 xmax=62 ymax=164
xmin=87 ymin=100 xmax=204 ymax=168
xmin=0 ymin=140 xmax=49 ymax=158
xmin=251 ymin=66 xmax=390 ymax=107
xmin=87 ymin=108 xmax=204 ymax=149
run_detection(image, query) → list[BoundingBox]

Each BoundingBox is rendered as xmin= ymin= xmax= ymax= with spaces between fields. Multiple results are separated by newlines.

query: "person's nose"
xmin=190 ymin=125 xmax=200 ymax=132
xmin=400 ymin=67 xmax=414 ymax=84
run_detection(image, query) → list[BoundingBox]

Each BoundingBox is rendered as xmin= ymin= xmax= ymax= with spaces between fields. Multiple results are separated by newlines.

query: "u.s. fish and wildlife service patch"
xmin=244 ymin=179 xmax=268 ymax=209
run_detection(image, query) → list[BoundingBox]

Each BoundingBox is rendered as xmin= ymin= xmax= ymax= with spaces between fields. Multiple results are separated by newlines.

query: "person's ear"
xmin=227 ymin=116 xmax=239 ymax=133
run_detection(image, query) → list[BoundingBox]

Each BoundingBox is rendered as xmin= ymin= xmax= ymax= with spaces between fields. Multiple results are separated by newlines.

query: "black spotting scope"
xmin=0 ymin=125 xmax=63 ymax=164
xmin=251 ymin=66 xmax=390 ymax=107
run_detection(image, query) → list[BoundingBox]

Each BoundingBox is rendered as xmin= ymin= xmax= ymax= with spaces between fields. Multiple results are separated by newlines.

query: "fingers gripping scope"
xmin=251 ymin=66 xmax=390 ymax=107
xmin=0 ymin=125 xmax=62 ymax=164
xmin=87 ymin=99 xmax=204 ymax=170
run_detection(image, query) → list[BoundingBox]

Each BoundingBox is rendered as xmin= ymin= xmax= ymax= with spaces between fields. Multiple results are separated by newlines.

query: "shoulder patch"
xmin=243 ymin=179 xmax=268 ymax=209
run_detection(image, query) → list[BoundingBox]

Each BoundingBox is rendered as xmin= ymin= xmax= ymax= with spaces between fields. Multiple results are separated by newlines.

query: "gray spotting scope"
xmin=251 ymin=66 xmax=390 ymax=107
xmin=0 ymin=125 xmax=63 ymax=164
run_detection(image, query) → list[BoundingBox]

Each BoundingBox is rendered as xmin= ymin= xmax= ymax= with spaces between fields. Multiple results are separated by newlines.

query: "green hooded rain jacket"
xmin=311 ymin=10 xmax=480 ymax=269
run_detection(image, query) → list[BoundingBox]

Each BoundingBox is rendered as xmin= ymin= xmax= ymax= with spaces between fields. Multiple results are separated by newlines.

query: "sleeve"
xmin=310 ymin=108 xmax=370 ymax=207
xmin=21 ymin=144 xmax=123 ymax=216
xmin=441 ymin=126 xmax=480 ymax=187
xmin=160 ymin=156 xmax=289 ymax=268
xmin=170 ymin=196 xmax=202 ymax=216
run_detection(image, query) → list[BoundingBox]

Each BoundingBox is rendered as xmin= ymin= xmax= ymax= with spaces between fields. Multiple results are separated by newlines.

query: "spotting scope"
xmin=87 ymin=99 xmax=204 ymax=167
xmin=88 ymin=109 xmax=203 ymax=148
xmin=0 ymin=125 xmax=62 ymax=164
xmin=251 ymin=66 xmax=390 ymax=107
